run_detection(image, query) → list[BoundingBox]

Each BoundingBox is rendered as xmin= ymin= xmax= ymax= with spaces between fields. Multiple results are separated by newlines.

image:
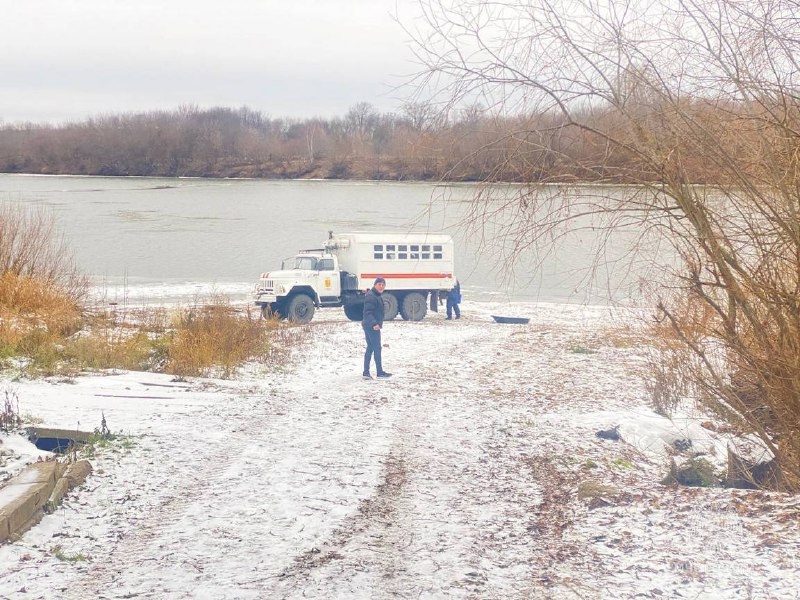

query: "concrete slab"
xmin=0 ymin=461 xmax=66 ymax=543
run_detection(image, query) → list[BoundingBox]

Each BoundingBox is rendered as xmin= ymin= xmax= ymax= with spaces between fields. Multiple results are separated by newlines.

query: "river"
xmin=0 ymin=174 xmax=658 ymax=306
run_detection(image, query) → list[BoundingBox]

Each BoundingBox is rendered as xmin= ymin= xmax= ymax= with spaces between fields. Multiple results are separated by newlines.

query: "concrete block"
xmin=64 ymin=460 xmax=93 ymax=489
xmin=44 ymin=460 xmax=93 ymax=514
xmin=45 ymin=478 xmax=70 ymax=514
xmin=0 ymin=461 xmax=60 ymax=543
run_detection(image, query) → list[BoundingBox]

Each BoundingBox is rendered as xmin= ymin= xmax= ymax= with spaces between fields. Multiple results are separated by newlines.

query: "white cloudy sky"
xmin=0 ymin=0 xmax=425 ymax=124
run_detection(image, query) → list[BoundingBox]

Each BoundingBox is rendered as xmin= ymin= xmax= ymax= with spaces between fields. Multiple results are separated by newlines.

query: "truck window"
xmin=318 ymin=258 xmax=334 ymax=271
xmin=293 ymin=256 xmax=318 ymax=270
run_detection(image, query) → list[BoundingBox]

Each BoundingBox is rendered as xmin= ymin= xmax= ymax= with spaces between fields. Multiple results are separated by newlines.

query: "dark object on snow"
xmin=725 ymin=446 xmax=782 ymax=490
xmin=595 ymin=425 xmax=621 ymax=441
xmin=491 ymin=315 xmax=530 ymax=324
xmin=586 ymin=497 xmax=613 ymax=510
xmin=672 ymin=438 xmax=693 ymax=452
xmin=26 ymin=427 xmax=92 ymax=453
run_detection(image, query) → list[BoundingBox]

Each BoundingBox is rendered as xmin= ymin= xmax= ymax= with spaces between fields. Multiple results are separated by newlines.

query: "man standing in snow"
xmin=362 ymin=277 xmax=392 ymax=379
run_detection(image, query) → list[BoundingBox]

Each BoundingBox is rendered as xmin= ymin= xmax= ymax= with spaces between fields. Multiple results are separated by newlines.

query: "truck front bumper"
xmin=255 ymin=294 xmax=278 ymax=304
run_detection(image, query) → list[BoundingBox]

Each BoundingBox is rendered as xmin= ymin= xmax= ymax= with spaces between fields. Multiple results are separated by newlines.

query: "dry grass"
xmin=62 ymin=328 xmax=159 ymax=373
xmin=163 ymin=296 xmax=277 ymax=379
xmin=576 ymin=481 xmax=620 ymax=500
xmin=0 ymin=281 xmax=289 ymax=378
xmin=0 ymin=272 xmax=83 ymax=363
xmin=647 ymin=275 xmax=800 ymax=491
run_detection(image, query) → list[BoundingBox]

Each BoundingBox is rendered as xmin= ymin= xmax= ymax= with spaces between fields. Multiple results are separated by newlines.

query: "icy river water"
xmin=0 ymin=174 xmax=659 ymax=305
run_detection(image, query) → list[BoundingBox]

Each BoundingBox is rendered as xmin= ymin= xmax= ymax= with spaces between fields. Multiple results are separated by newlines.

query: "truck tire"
xmin=343 ymin=303 xmax=363 ymax=321
xmin=382 ymin=292 xmax=399 ymax=321
xmin=285 ymin=294 xmax=315 ymax=323
xmin=400 ymin=292 xmax=427 ymax=321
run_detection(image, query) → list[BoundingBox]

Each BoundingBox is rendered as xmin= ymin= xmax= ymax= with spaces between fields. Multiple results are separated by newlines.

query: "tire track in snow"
xmin=277 ymin=450 xmax=408 ymax=577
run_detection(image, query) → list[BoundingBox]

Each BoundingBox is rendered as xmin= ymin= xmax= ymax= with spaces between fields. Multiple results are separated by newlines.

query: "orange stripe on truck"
xmin=361 ymin=273 xmax=452 ymax=279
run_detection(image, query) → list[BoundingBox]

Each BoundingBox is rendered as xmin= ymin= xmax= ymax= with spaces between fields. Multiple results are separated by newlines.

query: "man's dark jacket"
xmin=362 ymin=288 xmax=385 ymax=330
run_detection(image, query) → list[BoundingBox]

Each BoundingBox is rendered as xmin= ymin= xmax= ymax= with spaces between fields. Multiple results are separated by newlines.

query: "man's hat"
xmin=374 ymin=276 xmax=386 ymax=285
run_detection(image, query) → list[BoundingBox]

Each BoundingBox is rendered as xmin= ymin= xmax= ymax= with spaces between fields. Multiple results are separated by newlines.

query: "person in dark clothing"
xmin=362 ymin=277 xmax=392 ymax=379
xmin=446 ymin=279 xmax=461 ymax=320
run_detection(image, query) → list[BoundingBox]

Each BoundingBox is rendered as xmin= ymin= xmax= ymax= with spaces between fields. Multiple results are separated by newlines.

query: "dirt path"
xmin=265 ymin=321 xmax=552 ymax=598
xmin=0 ymin=306 xmax=657 ymax=599
xmin=251 ymin=314 xmax=626 ymax=599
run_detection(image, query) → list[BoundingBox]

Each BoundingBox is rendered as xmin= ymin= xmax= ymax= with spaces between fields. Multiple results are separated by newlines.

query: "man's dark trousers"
xmin=363 ymin=327 xmax=383 ymax=374
xmin=446 ymin=298 xmax=461 ymax=319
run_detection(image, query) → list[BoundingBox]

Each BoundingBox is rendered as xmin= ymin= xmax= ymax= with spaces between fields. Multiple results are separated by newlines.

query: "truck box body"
xmin=327 ymin=232 xmax=455 ymax=291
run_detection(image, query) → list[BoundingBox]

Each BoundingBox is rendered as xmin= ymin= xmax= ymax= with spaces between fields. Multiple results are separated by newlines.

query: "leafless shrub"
xmin=644 ymin=347 xmax=692 ymax=419
xmin=0 ymin=388 xmax=20 ymax=433
xmin=0 ymin=202 xmax=87 ymax=303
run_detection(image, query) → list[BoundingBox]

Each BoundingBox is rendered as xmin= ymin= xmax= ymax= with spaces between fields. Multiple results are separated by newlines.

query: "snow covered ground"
xmin=1 ymin=300 xmax=799 ymax=599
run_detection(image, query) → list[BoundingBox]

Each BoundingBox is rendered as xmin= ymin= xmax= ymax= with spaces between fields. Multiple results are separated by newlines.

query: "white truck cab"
xmin=254 ymin=231 xmax=456 ymax=323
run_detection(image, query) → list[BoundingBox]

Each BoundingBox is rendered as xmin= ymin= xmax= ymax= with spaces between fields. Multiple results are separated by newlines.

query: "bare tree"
xmin=409 ymin=0 xmax=800 ymax=488
xmin=402 ymin=101 xmax=439 ymax=131
xmin=0 ymin=202 xmax=87 ymax=302
xmin=344 ymin=102 xmax=379 ymax=142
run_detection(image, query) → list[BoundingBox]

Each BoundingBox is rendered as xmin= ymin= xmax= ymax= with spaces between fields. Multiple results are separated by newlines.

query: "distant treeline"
xmin=0 ymin=102 xmax=733 ymax=182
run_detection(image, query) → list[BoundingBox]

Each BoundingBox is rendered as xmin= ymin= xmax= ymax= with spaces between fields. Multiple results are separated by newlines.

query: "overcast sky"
xmin=0 ymin=0 xmax=425 ymax=125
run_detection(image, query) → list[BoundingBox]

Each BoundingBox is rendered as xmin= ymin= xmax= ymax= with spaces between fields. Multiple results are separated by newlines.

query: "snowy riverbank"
xmin=1 ymin=300 xmax=799 ymax=599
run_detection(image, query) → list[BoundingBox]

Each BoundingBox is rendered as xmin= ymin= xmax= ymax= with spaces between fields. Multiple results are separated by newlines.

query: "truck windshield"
xmin=291 ymin=256 xmax=318 ymax=270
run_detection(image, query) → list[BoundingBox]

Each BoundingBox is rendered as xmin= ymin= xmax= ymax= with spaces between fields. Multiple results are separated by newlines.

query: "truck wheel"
xmin=400 ymin=292 xmax=427 ymax=321
xmin=285 ymin=294 xmax=315 ymax=323
xmin=382 ymin=292 xmax=399 ymax=321
xmin=343 ymin=303 xmax=363 ymax=321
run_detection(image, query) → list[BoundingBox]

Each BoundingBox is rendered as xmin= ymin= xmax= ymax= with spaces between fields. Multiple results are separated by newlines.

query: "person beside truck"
xmin=362 ymin=277 xmax=392 ymax=379
xmin=446 ymin=279 xmax=462 ymax=320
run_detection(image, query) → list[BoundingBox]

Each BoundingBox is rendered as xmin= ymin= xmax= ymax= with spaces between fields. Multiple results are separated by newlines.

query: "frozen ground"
xmin=1 ymin=300 xmax=799 ymax=599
